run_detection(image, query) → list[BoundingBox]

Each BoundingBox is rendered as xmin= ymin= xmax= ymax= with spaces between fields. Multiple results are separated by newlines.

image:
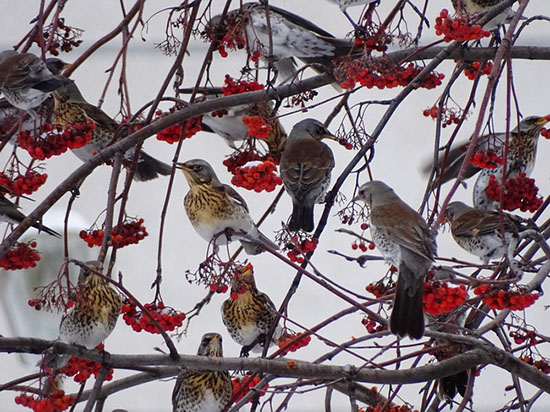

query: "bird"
xmin=451 ymin=0 xmax=522 ymax=30
xmin=172 ymin=333 xmax=232 ymax=412
xmin=52 ymin=81 xmax=172 ymax=182
xmin=444 ymin=201 xmax=527 ymax=263
xmin=45 ymin=261 xmax=121 ymax=369
xmin=280 ymin=118 xmax=335 ymax=232
xmin=221 ymin=265 xmax=281 ymax=356
xmin=206 ymin=3 xmax=356 ymax=82
xmin=201 ymin=100 xmax=287 ymax=158
xmin=176 ymin=159 xmax=279 ymax=255
xmin=427 ymin=115 xmax=550 ymax=210
xmin=0 ymin=194 xmax=60 ymax=237
xmin=0 ymin=50 xmax=71 ymax=114
xmin=354 ymin=180 xmax=437 ymax=339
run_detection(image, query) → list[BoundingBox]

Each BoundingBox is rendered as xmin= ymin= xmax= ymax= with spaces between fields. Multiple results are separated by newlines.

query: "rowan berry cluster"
xmin=155 ymin=113 xmax=202 ymax=144
xmin=337 ymin=136 xmax=354 ymax=150
xmin=121 ymin=301 xmax=185 ymax=334
xmin=469 ymin=150 xmax=504 ymax=169
xmin=35 ymin=18 xmax=83 ymax=55
xmin=285 ymin=236 xmax=319 ymax=264
xmin=422 ymin=105 xmax=462 ymax=127
xmin=210 ymin=283 xmax=229 ymax=294
xmin=231 ymin=159 xmax=282 ymax=192
xmin=17 ymin=122 xmax=94 ymax=160
xmin=79 ymin=218 xmax=148 ymax=248
xmin=231 ymin=376 xmax=268 ymax=402
xmin=353 ymin=30 xmax=392 ymax=52
xmin=14 ymin=390 xmax=74 ymax=412
xmin=509 ymin=329 xmax=538 ymax=346
xmin=0 ymin=241 xmax=41 ymax=270
xmin=223 ymin=150 xmax=263 ymax=173
xmin=242 ymin=115 xmax=272 ymax=139
xmin=203 ymin=15 xmax=246 ymax=57
xmin=58 ymin=344 xmax=114 ymax=383
xmin=541 ymin=128 xmax=550 ymax=139
xmin=464 ymin=61 xmax=493 ymax=80
xmin=351 ymin=239 xmax=375 ymax=252
xmin=339 ymin=61 xmax=444 ymax=91
xmin=519 ymin=355 xmax=550 ymax=374
xmin=277 ymin=332 xmax=312 ymax=354
xmin=435 ymin=9 xmax=491 ymax=42
xmin=485 ymin=173 xmax=543 ymax=212
xmin=473 ymin=284 xmax=539 ymax=310
xmin=423 ymin=281 xmax=467 ymax=316
xmin=361 ymin=316 xmax=385 ymax=334
xmin=221 ymin=75 xmax=264 ymax=96
xmin=365 ymin=280 xmax=394 ymax=298
xmin=361 ymin=405 xmax=418 ymax=412
xmin=0 ymin=170 xmax=48 ymax=196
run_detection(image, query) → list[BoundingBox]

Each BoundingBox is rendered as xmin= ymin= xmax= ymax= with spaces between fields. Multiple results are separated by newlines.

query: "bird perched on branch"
xmin=177 ymin=159 xmax=279 ymax=255
xmin=427 ymin=115 xmax=550 ymax=210
xmin=354 ymin=181 xmax=436 ymax=339
xmin=172 ymin=333 xmax=232 ymax=412
xmin=222 ymin=265 xmax=281 ymax=356
xmin=0 ymin=50 xmax=71 ymax=115
xmin=451 ymin=0 xmax=520 ymax=30
xmin=0 ymin=194 xmax=60 ymax=237
xmin=45 ymin=261 xmax=121 ymax=369
xmin=52 ymin=81 xmax=172 ymax=181
xmin=280 ymin=118 xmax=336 ymax=232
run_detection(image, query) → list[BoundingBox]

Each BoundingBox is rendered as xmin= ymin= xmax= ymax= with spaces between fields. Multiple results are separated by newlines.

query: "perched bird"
xmin=45 ymin=261 xmax=121 ymax=369
xmin=444 ymin=201 xmax=526 ymax=263
xmin=52 ymin=81 xmax=172 ymax=181
xmin=172 ymin=333 xmax=232 ymax=412
xmin=0 ymin=50 xmax=71 ymax=114
xmin=280 ymin=118 xmax=335 ymax=232
xmin=325 ymin=0 xmax=379 ymax=26
xmin=451 ymin=0 xmax=519 ymax=30
xmin=222 ymin=265 xmax=281 ymax=356
xmin=206 ymin=3 xmax=356 ymax=82
xmin=176 ymin=159 xmax=279 ymax=255
xmin=354 ymin=181 xmax=437 ymax=339
xmin=427 ymin=115 xmax=550 ymax=210
xmin=0 ymin=194 xmax=60 ymax=237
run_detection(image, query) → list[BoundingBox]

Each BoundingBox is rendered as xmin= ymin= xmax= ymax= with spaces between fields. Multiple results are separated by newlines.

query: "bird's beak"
xmin=323 ymin=132 xmax=337 ymax=141
xmin=175 ymin=162 xmax=190 ymax=171
xmin=210 ymin=335 xmax=220 ymax=343
xmin=540 ymin=115 xmax=550 ymax=124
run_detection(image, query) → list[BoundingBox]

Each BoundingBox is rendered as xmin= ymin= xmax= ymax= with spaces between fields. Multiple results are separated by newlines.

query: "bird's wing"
xmin=222 ymin=184 xmax=250 ymax=212
xmin=81 ymin=103 xmax=119 ymax=131
xmin=452 ymin=210 xmax=517 ymax=237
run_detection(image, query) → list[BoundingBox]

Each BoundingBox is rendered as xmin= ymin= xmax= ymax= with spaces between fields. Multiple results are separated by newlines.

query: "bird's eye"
xmin=193 ymin=165 xmax=203 ymax=171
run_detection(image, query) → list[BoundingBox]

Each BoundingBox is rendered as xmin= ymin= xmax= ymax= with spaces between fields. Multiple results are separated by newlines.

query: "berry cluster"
xmin=473 ymin=284 xmax=540 ymax=310
xmin=469 ymin=150 xmax=504 ymax=169
xmin=58 ymin=344 xmax=114 ymax=383
xmin=285 ymin=236 xmax=319 ymax=264
xmin=519 ymin=355 xmax=550 ymax=374
xmin=277 ymin=332 xmax=312 ymax=354
xmin=435 ymin=9 xmax=491 ymax=42
xmin=155 ymin=114 xmax=202 ymax=144
xmin=351 ymin=239 xmax=375 ymax=252
xmin=203 ymin=14 xmax=246 ymax=58
xmin=0 ymin=241 xmax=41 ymax=270
xmin=541 ymin=128 xmax=550 ymax=139
xmin=37 ymin=18 xmax=83 ymax=55
xmin=242 ymin=115 xmax=272 ymax=139
xmin=464 ymin=61 xmax=493 ymax=80
xmin=79 ymin=218 xmax=148 ymax=248
xmin=509 ymin=329 xmax=538 ymax=346
xmin=423 ymin=281 xmax=467 ymax=316
xmin=210 ymin=282 xmax=229 ymax=294
xmin=353 ymin=30 xmax=392 ymax=53
xmin=0 ymin=170 xmax=48 ymax=196
xmin=223 ymin=150 xmax=264 ymax=173
xmin=17 ymin=122 xmax=95 ymax=160
xmin=221 ymin=75 xmax=264 ymax=96
xmin=14 ymin=390 xmax=74 ymax=412
xmin=231 ymin=376 xmax=268 ymax=403
xmin=485 ymin=173 xmax=543 ymax=212
xmin=339 ymin=61 xmax=444 ymax=91
xmin=361 ymin=316 xmax=385 ymax=334
xmin=361 ymin=405 xmax=418 ymax=412
xmin=231 ymin=159 xmax=282 ymax=192
xmin=365 ymin=280 xmax=394 ymax=298
xmin=422 ymin=106 xmax=462 ymax=127
xmin=121 ymin=301 xmax=185 ymax=334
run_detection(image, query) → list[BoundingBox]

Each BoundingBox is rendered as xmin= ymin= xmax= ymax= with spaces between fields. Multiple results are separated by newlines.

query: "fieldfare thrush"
xmin=0 ymin=194 xmax=60 ymax=237
xmin=280 ymin=118 xmax=335 ymax=232
xmin=444 ymin=200 xmax=527 ymax=263
xmin=172 ymin=333 xmax=232 ymax=412
xmin=354 ymin=181 xmax=437 ymax=339
xmin=221 ymin=265 xmax=281 ymax=356
xmin=53 ymin=81 xmax=172 ymax=181
xmin=45 ymin=261 xmax=121 ymax=369
xmin=176 ymin=159 xmax=279 ymax=255
xmin=451 ymin=0 xmax=519 ymax=30
xmin=207 ymin=3 xmax=356 ymax=82
xmin=0 ymin=50 xmax=71 ymax=114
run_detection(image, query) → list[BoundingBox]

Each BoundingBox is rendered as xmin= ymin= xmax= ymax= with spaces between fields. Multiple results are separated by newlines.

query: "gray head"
xmin=176 ymin=159 xmax=221 ymax=186
xmin=45 ymin=58 xmax=69 ymax=76
xmin=0 ymin=50 xmax=18 ymax=63
xmin=445 ymin=201 xmax=473 ymax=222
xmin=288 ymin=118 xmax=335 ymax=142
xmin=354 ymin=180 xmax=398 ymax=208
xmin=52 ymin=80 xmax=85 ymax=104
xmin=513 ymin=115 xmax=550 ymax=134
xmin=197 ymin=332 xmax=224 ymax=357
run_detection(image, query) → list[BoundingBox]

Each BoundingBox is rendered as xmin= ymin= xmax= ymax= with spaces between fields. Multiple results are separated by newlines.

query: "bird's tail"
xmin=438 ymin=371 xmax=469 ymax=402
xmin=391 ymin=264 xmax=425 ymax=339
xmin=240 ymin=228 xmax=279 ymax=255
xmin=132 ymin=150 xmax=172 ymax=182
xmin=289 ymin=202 xmax=314 ymax=232
xmin=33 ymin=77 xmax=73 ymax=93
xmin=43 ymin=351 xmax=70 ymax=370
